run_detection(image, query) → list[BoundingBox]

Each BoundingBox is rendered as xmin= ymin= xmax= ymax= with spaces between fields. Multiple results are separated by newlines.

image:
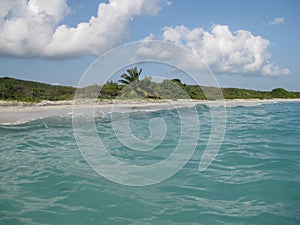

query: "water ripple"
xmin=1 ymin=102 xmax=299 ymax=224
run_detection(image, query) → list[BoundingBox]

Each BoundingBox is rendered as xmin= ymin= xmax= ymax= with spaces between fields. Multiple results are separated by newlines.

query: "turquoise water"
xmin=1 ymin=102 xmax=300 ymax=224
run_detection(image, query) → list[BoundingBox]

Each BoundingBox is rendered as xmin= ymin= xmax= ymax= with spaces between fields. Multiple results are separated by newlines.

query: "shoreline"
xmin=1 ymin=98 xmax=300 ymax=106
xmin=1 ymin=98 xmax=300 ymax=124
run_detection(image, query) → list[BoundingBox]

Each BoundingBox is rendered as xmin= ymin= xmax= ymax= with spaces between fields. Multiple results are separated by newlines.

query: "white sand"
xmin=1 ymin=99 xmax=300 ymax=124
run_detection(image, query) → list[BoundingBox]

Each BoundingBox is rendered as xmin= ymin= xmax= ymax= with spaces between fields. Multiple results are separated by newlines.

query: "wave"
xmin=1 ymin=101 xmax=297 ymax=127
xmin=1 ymin=101 xmax=300 ymax=224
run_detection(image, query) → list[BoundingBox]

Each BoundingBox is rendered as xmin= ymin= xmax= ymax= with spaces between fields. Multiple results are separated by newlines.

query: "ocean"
xmin=1 ymin=102 xmax=299 ymax=225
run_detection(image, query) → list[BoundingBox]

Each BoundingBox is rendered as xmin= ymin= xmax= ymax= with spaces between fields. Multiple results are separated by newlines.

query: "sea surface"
xmin=1 ymin=102 xmax=300 ymax=225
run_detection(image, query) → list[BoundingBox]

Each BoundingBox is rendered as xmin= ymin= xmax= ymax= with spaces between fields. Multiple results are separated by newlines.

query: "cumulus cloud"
xmin=0 ymin=0 xmax=162 ymax=57
xmin=138 ymin=25 xmax=289 ymax=76
xmin=0 ymin=1 xmax=288 ymax=77
xmin=266 ymin=17 xmax=285 ymax=25
xmin=164 ymin=0 xmax=173 ymax=6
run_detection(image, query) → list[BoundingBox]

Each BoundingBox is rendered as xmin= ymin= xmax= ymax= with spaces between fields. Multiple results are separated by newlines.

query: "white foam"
xmin=1 ymin=99 xmax=299 ymax=124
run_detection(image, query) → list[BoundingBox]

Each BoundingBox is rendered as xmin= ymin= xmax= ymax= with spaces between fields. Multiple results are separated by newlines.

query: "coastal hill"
xmin=0 ymin=76 xmax=299 ymax=101
xmin=0 ymin=77 xmax=75 ymax=101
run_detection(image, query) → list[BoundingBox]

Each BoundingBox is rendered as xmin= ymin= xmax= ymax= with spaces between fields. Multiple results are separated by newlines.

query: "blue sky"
xmin=0 ymin=0 xmax=299 ymax=91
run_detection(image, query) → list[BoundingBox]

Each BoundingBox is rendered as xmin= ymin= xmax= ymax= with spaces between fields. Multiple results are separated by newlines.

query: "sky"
xmin=0 ymin=0 xmax=299 ymax=91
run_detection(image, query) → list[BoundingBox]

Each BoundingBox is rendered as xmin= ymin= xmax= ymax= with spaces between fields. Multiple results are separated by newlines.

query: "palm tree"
xmin=118 ymin=67 xmax=142 ymax=85
xmin=118 ymin=67 xmax=160 ymax=99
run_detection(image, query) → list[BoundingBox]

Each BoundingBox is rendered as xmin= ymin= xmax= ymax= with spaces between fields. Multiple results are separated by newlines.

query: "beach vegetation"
xmin=119 ymin=67 xmax=142 ymax=84
xmin=1 ymin=76 xmax=300 ymax=102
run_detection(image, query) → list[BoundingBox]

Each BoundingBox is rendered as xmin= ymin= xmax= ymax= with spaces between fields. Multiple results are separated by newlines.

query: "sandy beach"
xmin=1 ymin=99 xmax=300 ymax=124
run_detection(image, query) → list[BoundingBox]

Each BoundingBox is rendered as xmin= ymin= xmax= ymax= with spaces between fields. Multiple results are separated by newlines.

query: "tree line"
xmin=1 ymin=68 xmax=300 ymax=102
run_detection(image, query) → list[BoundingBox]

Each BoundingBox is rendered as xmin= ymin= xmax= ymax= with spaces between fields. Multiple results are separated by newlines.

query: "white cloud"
xmin=267 ymin=17 xmax=285 ymax=25
xmin=164 ymin=1 xmax=173 ymax=6
xmin=0 ymin=0 xmax=162 ymax=58
xmin=138 ymin=25 xmax=290 ymax=76
xmin=0 ymin=1 xmax=288 ymax=77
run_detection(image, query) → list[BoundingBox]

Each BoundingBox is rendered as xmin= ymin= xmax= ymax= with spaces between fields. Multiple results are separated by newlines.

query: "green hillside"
xmin=0 ymin=76 xmax=299 ymax=102
xmin=0 ymin=77 xmax=75 ymax=101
